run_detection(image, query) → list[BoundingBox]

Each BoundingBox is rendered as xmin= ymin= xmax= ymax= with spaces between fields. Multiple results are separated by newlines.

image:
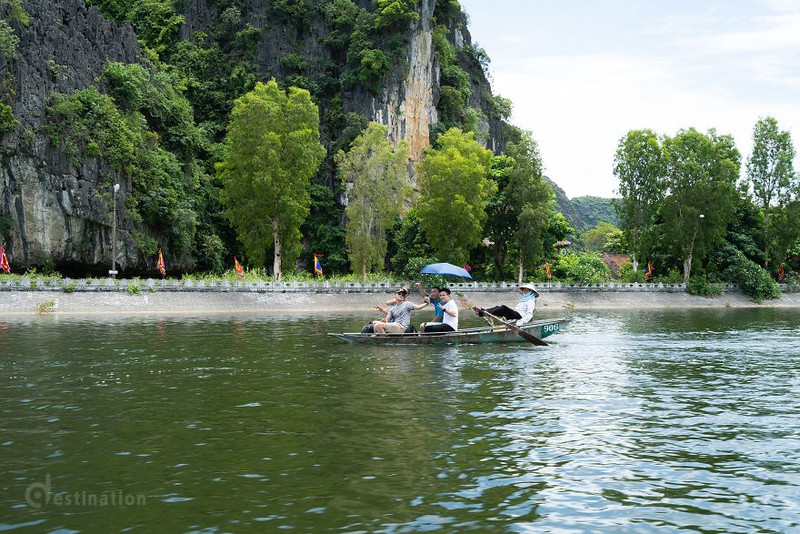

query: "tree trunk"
xmin=684 ymin=221 xmax=699 ymax=281
xmin=683 ymin=254 xmax=692 ymax=281
xmin=272 ymin=220 xmax=282 ymax=281
xmin=361 ymin=259 xmax=367 ymax=284
xmin=517 ymin=260 xmax=523 ymax=285
xmin=764 ymin=207 xmax=770 ymax=268
xmin=632 ymin=255 xmax=638 ymax=273
xmin=493 ymin=242 xmax=507 ymax=281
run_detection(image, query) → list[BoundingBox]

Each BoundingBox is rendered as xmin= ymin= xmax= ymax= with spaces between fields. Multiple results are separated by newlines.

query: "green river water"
xmin=2 ymin=308 xmax=800 ymax=532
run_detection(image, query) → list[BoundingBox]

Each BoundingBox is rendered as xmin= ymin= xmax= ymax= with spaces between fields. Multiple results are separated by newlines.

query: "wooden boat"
xmin=329 ymin=317 xmax=569 ymax=345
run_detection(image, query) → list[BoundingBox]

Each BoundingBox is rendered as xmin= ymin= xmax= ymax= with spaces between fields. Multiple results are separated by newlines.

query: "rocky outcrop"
xmin=0 ymin=0 xmax=503 ymax=273
xmin=0 ymin=0 xmax=142 ymax=273
xmin=386 ymin=0 xmax=438 ymax=165
xmin=182 ymin=0 xmax=493 ymax=178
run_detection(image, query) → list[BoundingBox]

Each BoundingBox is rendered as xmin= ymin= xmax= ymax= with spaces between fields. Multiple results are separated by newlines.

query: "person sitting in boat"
xmin=473 ymin=283 xmax=539 ymax=324
xmin=372 ymin=288 xmax=429 ymax=334
xmin=381 ymin=283 xmax=444 ymax=330
xmin=415 ymin=283 xmax=445 ymax=331
xmin=421 ymin=288 xmax=458 ymax=333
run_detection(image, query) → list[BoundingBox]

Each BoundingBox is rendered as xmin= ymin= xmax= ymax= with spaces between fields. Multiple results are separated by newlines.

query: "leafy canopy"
xmin=613 ymin=129 xmax=666 ymax=269
xmin=746 ymin=116 xmax=797 ymax=267
xmin=416 ymin=128 xmax=495 ymax=265
xmin=335 ymin=122 xmax=409 ymax=281
xmin=505 ymin=131 xmax=553 ymax=280
xmin=662 ymin=128 xmax=741 ymax=280
xmin=218 ymin=80 xmax=325 ymax=279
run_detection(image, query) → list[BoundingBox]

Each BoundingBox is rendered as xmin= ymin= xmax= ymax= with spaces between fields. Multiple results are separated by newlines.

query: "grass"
xmin=36 ymin=299 xmax=56 ymax=314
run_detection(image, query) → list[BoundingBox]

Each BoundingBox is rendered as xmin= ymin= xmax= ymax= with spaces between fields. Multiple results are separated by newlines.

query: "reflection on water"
xmin=1 ymin=309 xmax=800 ymax=532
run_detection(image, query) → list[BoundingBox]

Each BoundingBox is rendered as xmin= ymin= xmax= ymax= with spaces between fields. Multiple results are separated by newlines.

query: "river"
xmin=2 ymin=309 xmax=799 ymax=532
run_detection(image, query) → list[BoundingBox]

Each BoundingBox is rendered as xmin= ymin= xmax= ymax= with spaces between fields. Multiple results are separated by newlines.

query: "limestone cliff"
xmin=0 ymin=0 xmax=504 ymax=274
xmin=0 ymin=0 xmax=141 ymax=273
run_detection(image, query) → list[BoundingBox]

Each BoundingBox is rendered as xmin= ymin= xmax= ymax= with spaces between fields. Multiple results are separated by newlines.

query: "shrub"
xmin=0 ymin=19 xmax=20 ymax=60
xmin=357 ymin=48 xmax=391 ymax=91
xmin=722 ymin=250 xmax=781 ymax=302
xmin=785 ymin=271 xmax=800 ymax=293
xmin=618 ymin=262 xmax=644 ymax=283
xmin=0 ymin=102 xmax=18 ymax=135
xmin=36 ymin=299 xmax=56 ymax=314
xmin=687 ymin=276 xmax=723 ymax=297
xmin=554 ymin=253 xmax=613 ymax=284
xmin=280 ymin=53 xmax=307 ymax=72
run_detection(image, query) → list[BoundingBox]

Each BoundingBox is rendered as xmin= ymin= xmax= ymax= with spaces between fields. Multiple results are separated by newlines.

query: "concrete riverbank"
xmin=3 ymin=286 xmax=800 ymax=316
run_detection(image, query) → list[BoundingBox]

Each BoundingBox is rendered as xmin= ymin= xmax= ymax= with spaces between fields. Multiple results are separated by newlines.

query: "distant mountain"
xmin=546 ymin=178 xmax=582 ymax=230
xmin=571 ymin=196 xmax=619 ymax=230
xmin=547 ymin=178 xmax=618 ymax=232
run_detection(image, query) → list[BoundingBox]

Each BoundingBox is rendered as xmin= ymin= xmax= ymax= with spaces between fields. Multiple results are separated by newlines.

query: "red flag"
xmin=545 ymin=262 xmax=551 ymax=280
xmin=313 ymin=253 xmax=323 ymax=277
xmin=778 ymin=263 xmax=786 ymax=283
xmin=0 ymin=244 xmax=9 ymax=274
xmin=234 ymin=256 xmax=244 ymax=278
xmin=157 ymin=248 xmax=166 ymax=277
xmin=463 ymin=263 xmax=472 ymax=273
xmin=645 ymin=261 xmax=654 ymax=281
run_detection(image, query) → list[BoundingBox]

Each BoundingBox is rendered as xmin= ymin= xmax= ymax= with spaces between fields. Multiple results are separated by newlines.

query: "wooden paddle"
xmin=480 ymin=309 xmax=548 ymax=346
xmin=455 ymin=294 xmax=493 ymax=327
xmin=456 ymin=293 xmax=548 ymax=346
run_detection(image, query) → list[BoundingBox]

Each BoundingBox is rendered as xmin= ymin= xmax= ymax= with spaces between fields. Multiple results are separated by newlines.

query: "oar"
xmin=455 ymin=294 xmax=493 ymax=327
xmin=456 ymin=293 xmax=547 ymax=346
xmin=480 ymin=309 xmax=549 ymax=346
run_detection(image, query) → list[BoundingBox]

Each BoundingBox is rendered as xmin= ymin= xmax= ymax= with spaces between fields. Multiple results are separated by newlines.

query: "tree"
xmin=416 ymin=128 xmax=496 ymax=265
xmin=218 ymin=80 xmax=325 ymax=280
xmin=746 ymin=116 xmax=797 ymax=268
xmin=505 ymin=132 xmax=552 ymax=283
xmin=335 ymin=122 xmax=409 ymax=282
xmin=613 ymin=129 xmax=666 ymax=272
xmin=485 ymin=155 xmax=515 ymax=279
xmin=543 ymin=212 xmax=574 ymax=258
xmin=662 ymin=128 xmax=741 ymax=281
xmin=581 ymin=221 xmax=623 ymax=253
xmin=387 ymin=208 xmax=435 ymax=278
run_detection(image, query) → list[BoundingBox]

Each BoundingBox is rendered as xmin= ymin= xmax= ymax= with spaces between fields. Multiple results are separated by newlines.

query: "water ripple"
xmin=1 ymin=310 xmax=800 ymax=531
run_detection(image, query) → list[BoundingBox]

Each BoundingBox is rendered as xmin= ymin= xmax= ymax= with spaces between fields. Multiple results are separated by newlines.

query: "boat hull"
xmin=329 ymin=317 xmax=569 ymax=345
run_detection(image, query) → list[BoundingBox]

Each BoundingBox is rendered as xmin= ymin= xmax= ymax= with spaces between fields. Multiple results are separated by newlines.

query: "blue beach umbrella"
xmin=420 ymin=262 xmax=473 ymax=279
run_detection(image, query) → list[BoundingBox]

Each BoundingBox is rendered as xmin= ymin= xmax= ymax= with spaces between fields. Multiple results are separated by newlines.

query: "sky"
xmin=457 ymin=0 xmax=800 ymax=199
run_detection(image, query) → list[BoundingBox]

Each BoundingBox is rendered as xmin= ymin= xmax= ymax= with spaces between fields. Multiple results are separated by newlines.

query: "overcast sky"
xmin=457 ymin=0 xmax=800 ymax=199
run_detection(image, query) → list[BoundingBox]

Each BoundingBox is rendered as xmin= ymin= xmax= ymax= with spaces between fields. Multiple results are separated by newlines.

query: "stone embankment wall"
xmin=3 ymin=279 xmax=800 ymax=315
xmin=0 ymin=277 xmax=757 ymax=294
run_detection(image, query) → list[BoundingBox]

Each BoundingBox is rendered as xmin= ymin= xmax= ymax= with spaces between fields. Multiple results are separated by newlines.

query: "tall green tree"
xmin=335 ymin=122 xmax=409 ymax=282
xmin=746 ymin=116 xmax=797 ymax=268
xmin=218 ymin=80 xmax=325 ymax=280
xmin=416 ymin=128 xmax=496 ymax=265
xmin=662 ymin=128 xmax=741 ymax=280
xmin=505 ymin=132 xmax=552 ymax=283
xmin=613 ymin=129 xmax=666 ymax=272
xmin=485 ymin=154 xmax=515 ymax=279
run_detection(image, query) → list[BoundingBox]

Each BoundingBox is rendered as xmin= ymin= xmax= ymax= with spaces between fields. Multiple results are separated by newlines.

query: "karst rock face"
xmin=0 ymin=0 xmax=501 ymax=273
xmin=1 ymin=0 xmax=142 ymax=272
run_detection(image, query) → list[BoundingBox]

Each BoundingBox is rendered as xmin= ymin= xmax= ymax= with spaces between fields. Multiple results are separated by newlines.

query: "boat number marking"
xmin=542 ymin=324 xmax=560 ymax=333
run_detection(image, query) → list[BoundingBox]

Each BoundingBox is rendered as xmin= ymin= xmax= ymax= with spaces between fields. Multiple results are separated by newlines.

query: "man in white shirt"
xmin=421 ymin=288 xmax=458 ymax=333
